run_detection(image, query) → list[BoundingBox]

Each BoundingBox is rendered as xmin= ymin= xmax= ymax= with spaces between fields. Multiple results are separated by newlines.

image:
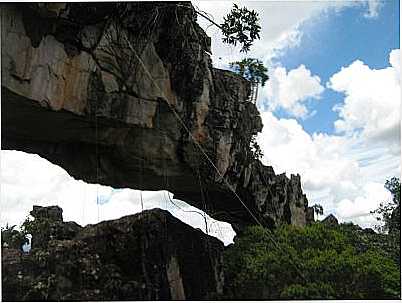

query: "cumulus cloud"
xmin=256 ymin=49 xmax=400 ymax=227
xmin=328 ymin=49 xmax=401 ymax=154
xmin=260 ymin=64 xmax=324 ymax=118
xmin=1 ymin=151 xmax=235 ymax=245
xmin=257 ymin=112 xmax=399 ymax=226
xmin=336 ymin=182 xmax=391 ymax=221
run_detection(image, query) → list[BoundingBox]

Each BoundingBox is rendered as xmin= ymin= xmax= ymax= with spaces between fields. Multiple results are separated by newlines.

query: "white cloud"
xmin=336 ymin=182 xmax=391 ymax=220
xmin=257 ymin=112 xmax=399 ymax=227
xmin=364 ymin=0 xmax=383 ymax=19
xmin=1 ymin=151 xmax=235 ymax=245
xmin=260 ymin=64 xmax=324 ymax=118
xmin=256 ymin=49 xmax=400 ymax=227
xmin=328 ymin=49 xmax=401 ymax=154
xmin=193 ymin=1 xmax=384 ymax=67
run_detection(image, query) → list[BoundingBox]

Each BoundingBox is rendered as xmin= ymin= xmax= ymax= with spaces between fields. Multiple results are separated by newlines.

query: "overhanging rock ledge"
xmin=1 ymin=2 xmax=309 ymax=231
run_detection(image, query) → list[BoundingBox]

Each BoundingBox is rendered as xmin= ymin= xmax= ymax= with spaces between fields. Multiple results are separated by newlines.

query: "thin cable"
xmin=195 ymin=152 xmax=209 ymax=234
xmin=124 ymin=33 xmax=266 ymax=225
xmin=121 ymin=33 xmax=308 ymax=284
xmin=140 ymin=190 xmax=144 ymax=212
xmin=140 ymin=99 xmax=144 ymax=212
xmin=95 ymin=90 xmax=100 ymax=223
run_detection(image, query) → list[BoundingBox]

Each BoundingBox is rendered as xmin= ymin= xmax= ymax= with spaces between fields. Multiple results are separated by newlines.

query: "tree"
xmin=371 ymin=177 xmax=401 ymax=233
xmin=250 ymin=134 xmax=263 ymax=160
xmin=224 ymin=224 xmax=400 ymax=300
xmin=229 ymin=58 xmax=269 ymax=103
xmin=311 ymin=203 xmax=324 ymax=220
xmin=220 ymin=4 xmax=261 ymax=53
xmin=157 ymin=3 xmax=261 ymax=54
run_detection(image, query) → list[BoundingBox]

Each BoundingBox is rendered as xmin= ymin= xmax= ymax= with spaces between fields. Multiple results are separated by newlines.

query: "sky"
xmin=1 ymin=0 xmax=400 ymax=245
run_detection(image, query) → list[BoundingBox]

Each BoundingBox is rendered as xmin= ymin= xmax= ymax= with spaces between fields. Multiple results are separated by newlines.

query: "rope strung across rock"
xmin=120 ymin=33 xmax=308 ymax=284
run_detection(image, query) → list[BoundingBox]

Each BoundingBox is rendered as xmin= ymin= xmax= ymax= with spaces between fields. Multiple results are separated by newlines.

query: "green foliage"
xmin=250 ymin=135 xmax=263 ymax=160
xmin=280 ymin=282 xmax=336 ymax=300
xmin=224 ymin=223 xmax=401 ymax=300
xmin=371 ymin=177 xmax=401 ymax=233
xmin=221 ymin=4 xmax=261 ymax=53
xmin=1 ymin=224 xmax=28 ymax=251
xmin=21 ymin=216 xmax=38 ymax=235
xmin=21 ymin=216 xmax=53 ymax=249
xmin=311 ymin=203 xmax=324 ymax=219
xmin=339 ymin=222 xmax=400 ymax=269
xmin=229 ymin=58 xmax=269 ymax=86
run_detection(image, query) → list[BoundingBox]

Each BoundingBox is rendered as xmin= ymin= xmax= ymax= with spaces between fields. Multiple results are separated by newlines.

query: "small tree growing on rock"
xmin=230 ymin=58 xmax=269 ymax=103
xmin=190 ymin=3 xmax=261 ymax=53
xmin=311 ymin=203 xmax=324 ymax=221
xmin=221 ymin=4 xmax=261 ymax=53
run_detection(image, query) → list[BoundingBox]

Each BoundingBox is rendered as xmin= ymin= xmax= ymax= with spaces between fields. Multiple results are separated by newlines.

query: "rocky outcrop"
xmin=322 ymin=214 xmax=339 ymax=226
xmin=2 ymin=206 xmax=224 ymax=301
xmin=1 ymin=2 xmax=308 ymax=231
xmin=27 ymin=205 xmax=82 ymax=249
xmin=306 ymin=206 xmax=315 ymax=224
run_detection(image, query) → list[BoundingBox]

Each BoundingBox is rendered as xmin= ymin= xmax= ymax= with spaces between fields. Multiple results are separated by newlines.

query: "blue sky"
xmin=272 ymin=0 xmax=400 ymax=134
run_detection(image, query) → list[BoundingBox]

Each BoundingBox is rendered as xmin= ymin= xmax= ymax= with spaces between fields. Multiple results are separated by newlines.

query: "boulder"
xmin=2 ymin=207 xmax=224 ymax=301
xmin=322 ymin=214 xmax=339 ymax=226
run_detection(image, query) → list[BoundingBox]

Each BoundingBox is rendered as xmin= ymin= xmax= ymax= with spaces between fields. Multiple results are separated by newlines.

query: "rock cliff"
xmin=2 ymin=206 xmax=224 ymax=301
xmin=1 ymin=2 xmax=308 ymax=231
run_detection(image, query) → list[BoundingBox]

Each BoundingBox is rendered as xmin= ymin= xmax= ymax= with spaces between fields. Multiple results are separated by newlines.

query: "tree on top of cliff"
xmin=230 ymin=58 xmax=269 ymax=86
xmin=311 ymin=203 xmax=324 ymax=220
xmin=230 ymin=58 xmax=269 ymax=103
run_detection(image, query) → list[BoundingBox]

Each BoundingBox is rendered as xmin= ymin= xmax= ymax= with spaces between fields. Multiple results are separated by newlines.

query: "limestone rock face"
xmin=306 ymin=206 xmax=315 ymax=224
xmin=1 ymin=2 xmax=308 ymax=230
xmin=2 ymin=206 xmax=224 ymax=301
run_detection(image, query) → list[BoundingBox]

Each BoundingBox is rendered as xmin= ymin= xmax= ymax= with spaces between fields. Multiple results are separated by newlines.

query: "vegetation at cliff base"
xmin=223 ymin=223 xmax=400 ymax=300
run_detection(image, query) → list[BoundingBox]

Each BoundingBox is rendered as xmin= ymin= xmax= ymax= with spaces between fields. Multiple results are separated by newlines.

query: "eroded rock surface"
xmin=1 ymin=2 xmax=308 ymax=231
xmin=2 ymin=206 xmax=224 ymax=301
